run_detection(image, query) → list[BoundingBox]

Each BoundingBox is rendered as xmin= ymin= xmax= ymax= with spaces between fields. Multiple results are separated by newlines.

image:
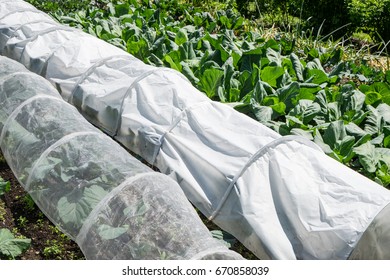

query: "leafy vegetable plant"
xmin=0 ymin=228 xmax=31 ymax=259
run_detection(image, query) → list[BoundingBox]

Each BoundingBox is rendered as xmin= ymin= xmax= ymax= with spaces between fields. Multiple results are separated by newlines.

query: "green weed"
xmin=43 ymin=240 xmax=65 ymax=259
xmin=0 ymin=200 xmax=6 ymax=222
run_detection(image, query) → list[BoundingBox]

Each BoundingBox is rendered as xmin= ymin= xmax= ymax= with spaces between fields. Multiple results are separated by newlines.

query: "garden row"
xmin=29 ymin=0 xmax=390 ymax=187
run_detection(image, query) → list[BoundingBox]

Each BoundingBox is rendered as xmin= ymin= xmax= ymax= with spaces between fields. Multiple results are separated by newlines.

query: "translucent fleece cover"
xmin=0 ymin=55 xmax=243 ymax=260
xmin=1 ymin=0 xmax=390 ymax=259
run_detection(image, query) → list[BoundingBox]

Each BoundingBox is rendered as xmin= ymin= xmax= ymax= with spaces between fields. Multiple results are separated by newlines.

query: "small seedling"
xmin=17 ymin=216 xmax=28 ymax=228
xmin=0 ymin=177 xmax=10 ymax=196
xmin=22 ymin=194 xmax=36 ymax=212
xmin=43 ymin=240 xmax=65 ymax=259
xmin=0 ymin=200 xmax=7 ymax=222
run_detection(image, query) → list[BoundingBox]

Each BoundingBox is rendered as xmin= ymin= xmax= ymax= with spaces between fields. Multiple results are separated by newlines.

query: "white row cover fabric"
xmin=0 ymin=55 xmax=243 ymax=260
xmin=1 ymin=0 xmax=390 ymax=259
